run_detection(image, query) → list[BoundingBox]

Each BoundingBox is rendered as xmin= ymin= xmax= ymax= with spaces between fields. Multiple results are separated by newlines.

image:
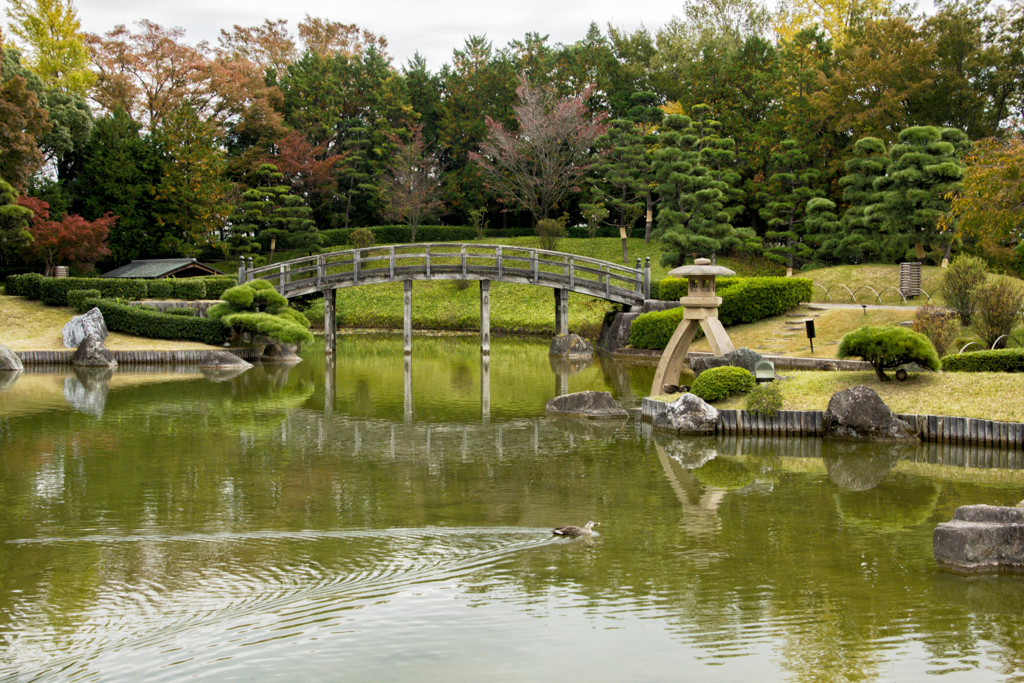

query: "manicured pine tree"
xmin=870 ymin=126 xmax=967 ymax=262
xmin=587 ymin=118 xmax=648 ymax=237
xmin=653 ymin=105 xmax=749 ymax=267
xmin=831 ymin=136 xmax=889 ymax=263
xmin=805 ymin=197 xmax=842 ymax=264
xmin=228 ymin=163 xmax=317 ymax=258
xmin=758 ymin=138 xmax=822 ymax=274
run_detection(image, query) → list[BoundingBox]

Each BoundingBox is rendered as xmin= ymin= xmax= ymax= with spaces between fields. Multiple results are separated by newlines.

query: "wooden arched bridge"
xmin=237 ymin=243 xmax=652 ymax=354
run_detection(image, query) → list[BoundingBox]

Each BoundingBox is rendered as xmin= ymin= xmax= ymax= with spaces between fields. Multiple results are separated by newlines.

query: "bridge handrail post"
xmin=570 ymin=258 xmax=575 ymax=290
xmin=644 ymin=257 xmax=651 ymax=299
xmin=426 ymin=245 xmax=431 ymax=278
xmin=461 ymin=245 xmax=467 ymax=279
xmin=532 ymin=250 xmax=538 ymax=285
xmin=279 ymin=264 xmax=286 ymax=292
xmin=635 ymin=257 xmax=642 ymax=294
xmin=237 ymin=256 xmax=245 ymax=285
xmin=605 ymin=264 xmax=610 ymax=298
xmin=497 ymin=246 xmax=503 ymax=280
xmin=317 ymin=254 xmax=323 ymax=290
xmin=389 ymin=246 xmax=395 ymax=280
xmin=354 ymin=248 xmax=360 ymax=285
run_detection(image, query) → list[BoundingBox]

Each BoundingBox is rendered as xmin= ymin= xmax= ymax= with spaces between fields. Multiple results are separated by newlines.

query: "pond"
xmin=1 ymin=335 xmax=1023 ymax=682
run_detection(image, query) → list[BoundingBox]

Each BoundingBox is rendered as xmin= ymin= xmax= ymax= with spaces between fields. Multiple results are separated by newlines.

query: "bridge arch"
xmin=238 ymin=243 xmax=652 ymax=354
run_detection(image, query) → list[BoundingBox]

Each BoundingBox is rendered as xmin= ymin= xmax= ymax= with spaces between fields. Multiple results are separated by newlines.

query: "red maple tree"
xmin=18 ymin=197 xmax=116 ymax=276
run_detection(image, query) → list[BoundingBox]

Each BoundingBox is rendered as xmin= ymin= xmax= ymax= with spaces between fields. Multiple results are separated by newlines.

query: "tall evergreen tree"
xmin=871 ymin=126 xmax=967 ymax=262
xmin=758 ymin=138 xmax=822 ymax=273
xmin=228 ymin=163 xmax=317 ymax=257
xmin=653 ymin=105 xmax=752 ymax=267
xmin=830 ymin=136 xmax=889 ymax=263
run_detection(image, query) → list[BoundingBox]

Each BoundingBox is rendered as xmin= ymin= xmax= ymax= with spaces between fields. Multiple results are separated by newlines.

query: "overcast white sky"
xmin=69 ymin=0 xmax=688 ymax=70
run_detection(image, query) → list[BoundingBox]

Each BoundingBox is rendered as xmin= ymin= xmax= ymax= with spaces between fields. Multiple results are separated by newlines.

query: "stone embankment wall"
xmin=16 ymin=348 xmax=261 ymax=364
xmin=641 ymin=398 xmax=1024 ymax=450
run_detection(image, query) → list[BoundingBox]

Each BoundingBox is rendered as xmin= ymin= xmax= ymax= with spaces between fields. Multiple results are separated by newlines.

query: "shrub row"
xmin=942 ymin=348 xmax=1024 ymax=372
xmin=320 ymin=226 xmax=479 ymax=247
xmin=68 ymin=289 xmax=101 ymax=313
xmin=85 ymin=298 xmax=229 ymax=345
xmin=7 ymin=274 xmax=236 ymax=305
xmin=628 ymin=277 xmax=814 ymax=350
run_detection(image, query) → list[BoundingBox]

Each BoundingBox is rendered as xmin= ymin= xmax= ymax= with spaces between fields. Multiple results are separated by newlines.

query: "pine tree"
xmin=228 ymin=163 xmax=317 ymax=257
xmin=831 ymin=136 xmax=889 ymax=263
xmin=805 ymin=197 xmax=841 ymax=264
xmin=653 ymin=105 xmax=751 ymax=267
xmin=758 ymin=138 xmax=821 ymax=273
xmin=871 ymin=126 xmax=967 ymax=262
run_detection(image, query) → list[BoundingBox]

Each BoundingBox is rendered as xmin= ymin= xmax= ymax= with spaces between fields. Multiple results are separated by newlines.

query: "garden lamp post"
xmin=650 ymin=258 xmax=737 ymax=396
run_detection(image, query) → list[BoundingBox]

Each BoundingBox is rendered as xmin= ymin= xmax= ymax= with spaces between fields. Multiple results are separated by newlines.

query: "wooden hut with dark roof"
xmin=101 ymin=258 xmax=219 ymax=279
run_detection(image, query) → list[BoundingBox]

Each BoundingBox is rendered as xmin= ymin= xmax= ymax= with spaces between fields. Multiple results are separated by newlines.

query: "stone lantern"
xmin=650 ymin=258 xmax=737 ymax=395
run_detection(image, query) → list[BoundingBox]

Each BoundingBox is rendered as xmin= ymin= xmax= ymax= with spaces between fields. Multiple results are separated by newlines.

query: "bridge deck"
xmin=239 ymin=243 xmax=651 ymax=305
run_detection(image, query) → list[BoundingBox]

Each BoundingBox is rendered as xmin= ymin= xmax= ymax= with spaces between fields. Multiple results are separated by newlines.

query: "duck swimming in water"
xmin=552 ymin=521 xmax=599 ymax=537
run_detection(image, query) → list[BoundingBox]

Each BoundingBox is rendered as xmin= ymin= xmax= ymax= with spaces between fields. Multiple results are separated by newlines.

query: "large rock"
xmin=545 ymin=391 xmax=628 ymax=419
xmin=690 ymin=347 xmax=763 ymax=378
xmin=549 ymin=333 xmax=593 ymax=358
xmin=652 ymin=393 xmax=719 ymax=434
xmin=198 ymin=350 xmax=253 ymax=369
xmin=71 ymin=333 xmax=117 ymax=368
xmin=262 ymin=343 xmax=302 ymax=363
xmin=62 ymin=307 xmax=108 ymax=349
xmin=934 ymin=505 xmax=1024 ymax=574
xmin=822 ymin=385 xmax=916 ymax=440
xmin=597 ymin=311 xmax=641 ymax=351
xmin=0 ymin=343 xmax=23 ymax=372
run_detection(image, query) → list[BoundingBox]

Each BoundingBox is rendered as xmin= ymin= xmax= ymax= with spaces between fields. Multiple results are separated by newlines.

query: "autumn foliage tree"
xmin=470 ymin=78 xmax=608 ymax=225
xmin=17 ymin=195 xmax=113 ymax=275
xmin=381 ymin=125 xmax=443 ymax=242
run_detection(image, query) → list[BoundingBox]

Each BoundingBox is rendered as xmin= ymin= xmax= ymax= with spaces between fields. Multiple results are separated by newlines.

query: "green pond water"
xmin=1 ymin=335 xmax=1023 ymax=682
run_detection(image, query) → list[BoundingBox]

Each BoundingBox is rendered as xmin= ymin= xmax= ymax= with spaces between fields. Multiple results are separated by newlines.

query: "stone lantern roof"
xmin=668 ymin=258 xmax=735 ymax=305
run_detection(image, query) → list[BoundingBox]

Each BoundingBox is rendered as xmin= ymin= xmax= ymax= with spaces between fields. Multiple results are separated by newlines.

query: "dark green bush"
xmin=145 ymin=280 xmax=173 ymax=298
xmin=14 ymin=272 xmax=44 ymax=299
xmin=93 ymin=278 xmax=147 ymax=299
xmin=745 ymin=381 xmax=784 ymax=416
xmin=628 ymin=277 xmax=814 ymax=349
xmin=535 ymin=218 xmax=565 ymax=251
xmin=943 ymin=254 xmax=988 ymax=326
xmin=207 ymin=279 xmax=311 ymax=345
xmin=169 ymin=278 xmax=207 ymax=300
xmin=68 ymin=289 xmax=101 ymax=313
xmin=837 ymin=325 xmax=940 ymax=381
xmin=40 ymin=277 xmax=100 ymax=306
xmin=87 ymin=298 xmax=229 ymax=345
xmin=201 ymin=276 xmax=236 ymax=300
xmin=942 ymin=348 xmax=1024 ymax=372
xmin=350 ymin=228 xmax=376 ymax=249
xmin=165 ymin=307 xmax=196 ymax=317
xmin=972 ymin=276 xmax=1022 ymax=349
xmin=690 ymin=366 xmax=756 ymax=402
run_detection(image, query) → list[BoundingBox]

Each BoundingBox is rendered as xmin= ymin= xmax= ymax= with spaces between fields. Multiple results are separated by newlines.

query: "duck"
xmin=552 ymin=521 xmax=600 ymax=537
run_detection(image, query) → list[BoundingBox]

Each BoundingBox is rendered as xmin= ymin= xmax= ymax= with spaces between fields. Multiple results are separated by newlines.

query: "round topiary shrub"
xmin=690 ymin=366 xmax=756 ymax=402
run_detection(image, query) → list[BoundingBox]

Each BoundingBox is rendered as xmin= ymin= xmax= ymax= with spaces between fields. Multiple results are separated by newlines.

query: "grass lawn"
xmin=681 ymin=370 xmax=1024 ymax=423
xmin=0 ymin=294 xmax=216 ymax=351
xmin=806 ymin=263 xmax=948 ymax=306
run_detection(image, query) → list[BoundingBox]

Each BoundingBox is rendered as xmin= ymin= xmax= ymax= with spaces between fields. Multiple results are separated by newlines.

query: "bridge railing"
xmin=240 ymin=243 xmax=651 ymax=303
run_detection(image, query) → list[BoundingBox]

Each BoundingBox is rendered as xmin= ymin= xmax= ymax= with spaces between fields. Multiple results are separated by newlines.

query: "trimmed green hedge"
xmin=165 ymin=307 xmax=197 ymax=317
xmin=7 ymin=273 xmax=233 ymax=304
xmin=320 ymin=225 xmax=478 ymax=247
xmin=690 ymin=366 xmax=756 ymax=402
xmin=629 ymin=277 xmax=814 ymax=350
xmin=86 ymin=298 xmax=229 ymax=345
xmin=170 ymin=278 xmax=207 ymax=300
xmin=68 ymin=289 xmax=101 ymax=313
xmin=942 ymin=348 xmax=1024 ymax=372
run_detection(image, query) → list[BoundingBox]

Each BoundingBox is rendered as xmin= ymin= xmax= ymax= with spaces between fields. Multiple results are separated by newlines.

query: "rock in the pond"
xmin=71 ymin=333 xmax=117 ymax=368
xmin=198 ymin=350 xmax=253 ymax=369
xmin=652 ymin=393 xmax=718 ymax=434
xmin=0 ymin=343 xmax=23 ymax=372
xmin=62 ymin=307 xmax=108 ymax=349
xmin=822 ymin=385 xmax=916 ymax=440
xmin=690 ymin=347 xmax=763 ymax=378
xmin=545 ymin=391 xmax=628 ymax=419
xmin=934 ymin=505 xmax=1024 ymax=574
xmin=262 ymin=343 xmax=302 ymax=363
xmin=549 ymin=333 xmax=593 ymax=358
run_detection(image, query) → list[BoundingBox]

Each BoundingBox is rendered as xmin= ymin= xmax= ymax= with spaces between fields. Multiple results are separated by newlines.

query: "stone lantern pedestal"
xmin=650 ymin=258 xmax=737 ymax=396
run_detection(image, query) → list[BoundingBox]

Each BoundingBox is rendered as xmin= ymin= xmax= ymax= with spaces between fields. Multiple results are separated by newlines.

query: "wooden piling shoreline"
xmin=641 ymin=397 xmax=1024 ymax=450
xmin=15 ymin=348 xmax=262 ymax=365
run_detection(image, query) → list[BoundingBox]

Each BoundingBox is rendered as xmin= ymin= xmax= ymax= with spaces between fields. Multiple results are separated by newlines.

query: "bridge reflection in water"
xmin=238 ymin=243 xmax=652 ymax=356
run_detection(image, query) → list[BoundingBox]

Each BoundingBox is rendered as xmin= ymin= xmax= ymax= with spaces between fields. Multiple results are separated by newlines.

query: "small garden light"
xmin=861 ymin=304 xmax=867 ymax=316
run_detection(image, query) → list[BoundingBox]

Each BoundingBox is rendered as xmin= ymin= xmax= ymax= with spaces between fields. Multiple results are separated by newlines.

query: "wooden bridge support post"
xmin=323 ymin=288 xmax=336 ymax=354
xmin=481 ymin=354 xmax=491 ymax=423
xmin=403 ymin=279 xmax=413 ymax=356
xmin=554 ymin=288 xmax=569 ymax=336
xmin=480 ymin=279 xmax=491 ymax=355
